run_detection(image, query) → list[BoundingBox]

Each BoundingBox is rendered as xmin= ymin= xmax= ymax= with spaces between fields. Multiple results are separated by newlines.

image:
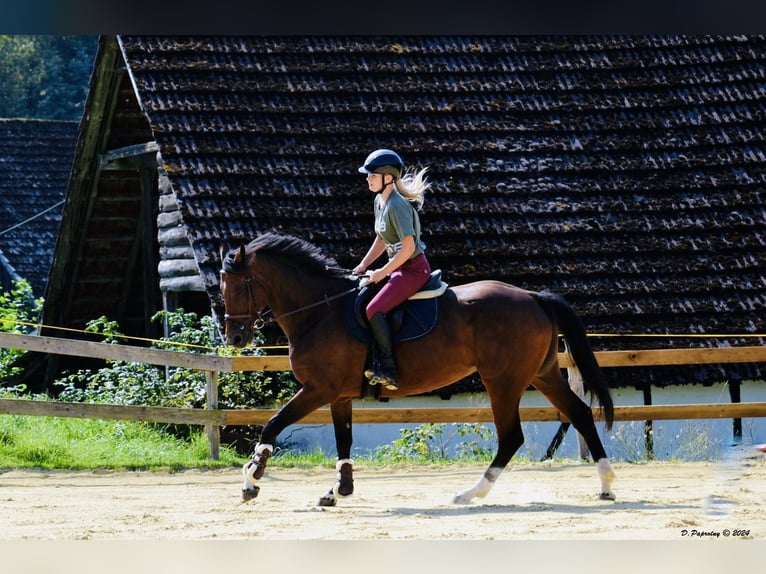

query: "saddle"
xmin=344 ymin=270 xmax=448 ymax=346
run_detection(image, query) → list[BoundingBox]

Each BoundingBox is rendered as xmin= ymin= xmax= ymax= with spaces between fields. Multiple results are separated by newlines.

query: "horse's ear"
xmin=235 ymin=244 xmax=247 ymax=264
xmin=219 ymin=242 xmax=228 ymax=265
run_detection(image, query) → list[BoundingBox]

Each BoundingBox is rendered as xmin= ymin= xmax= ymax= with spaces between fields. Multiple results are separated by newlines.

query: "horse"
xmin=219 ymin=232 xmax=616 ymax=506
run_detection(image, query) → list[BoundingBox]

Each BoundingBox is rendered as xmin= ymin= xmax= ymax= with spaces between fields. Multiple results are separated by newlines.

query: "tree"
xmin=0 ymin=35 xmax=98 ymax=120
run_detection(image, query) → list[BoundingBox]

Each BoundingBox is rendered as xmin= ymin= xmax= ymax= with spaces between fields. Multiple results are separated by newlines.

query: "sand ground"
xmin=2 ymin=455 xmax=765 ymax=541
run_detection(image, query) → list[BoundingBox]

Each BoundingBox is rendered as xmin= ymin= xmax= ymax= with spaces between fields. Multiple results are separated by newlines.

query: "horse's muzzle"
xmin=226 ymin=333 xmax=249 ymax=348
xmin=224 ymin=316 xmax=255 ymax=348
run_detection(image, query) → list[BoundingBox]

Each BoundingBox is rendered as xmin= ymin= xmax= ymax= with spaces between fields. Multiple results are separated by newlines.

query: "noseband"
xmin=223 ymin=274 xmax=271 ymax=336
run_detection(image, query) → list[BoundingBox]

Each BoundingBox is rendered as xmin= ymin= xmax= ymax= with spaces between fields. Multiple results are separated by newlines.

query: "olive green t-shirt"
xmin=374 ymin=191 xmax=426 ymax=260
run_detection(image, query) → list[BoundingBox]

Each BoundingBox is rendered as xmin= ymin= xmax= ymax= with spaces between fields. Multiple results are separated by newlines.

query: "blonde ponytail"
xmin=394 ymin=166 xmax=430 ymax=210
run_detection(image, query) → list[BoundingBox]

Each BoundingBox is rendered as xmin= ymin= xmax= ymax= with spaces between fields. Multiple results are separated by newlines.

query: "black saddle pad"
xmin=344 ymin=289 xmax=440 ymax=345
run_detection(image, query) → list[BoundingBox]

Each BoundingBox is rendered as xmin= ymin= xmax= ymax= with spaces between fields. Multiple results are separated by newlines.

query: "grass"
xmin=0 ymin=415 xmax=497 ymax=471
xmin=1 ymin=412 xmax=743 ymax=471
xmin=0 ymin=415 xmax=247 ymax=470
xmin=0 ymin=414 xmax=473 ymax=471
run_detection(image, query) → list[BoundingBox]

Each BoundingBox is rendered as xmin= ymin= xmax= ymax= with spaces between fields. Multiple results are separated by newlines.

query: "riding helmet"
xmin=358 ymin=149 xmax=404 ymax=178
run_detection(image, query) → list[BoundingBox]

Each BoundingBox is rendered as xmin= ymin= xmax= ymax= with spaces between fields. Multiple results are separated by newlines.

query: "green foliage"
xmin=54 ymin=309 xmax=299 ymax=412
xmin=608 ymin=422 xmax=652 ymax=462
xmin=0 ymin=35 xmax=98 ymax=120
xmin=154 ymin=309 xmax=299 ymax=410
xmin=0 ymin=278 xmax=42 ymax=384
xmin=371 ymin=423 xmax=496 ymax=463
xmin=0 ymin=278 xmax=42 ymax=333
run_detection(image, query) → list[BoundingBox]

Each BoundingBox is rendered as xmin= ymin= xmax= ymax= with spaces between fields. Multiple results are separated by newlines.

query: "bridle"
xmin=221 ymin=273 xmax=271 ymax=335
xmin=222 ymin=270 xmax=360 ymax=336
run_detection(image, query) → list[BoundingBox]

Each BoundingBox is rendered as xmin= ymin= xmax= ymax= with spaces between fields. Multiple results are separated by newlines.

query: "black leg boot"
xmin=364 ymin=312 xmax=398 ymax=391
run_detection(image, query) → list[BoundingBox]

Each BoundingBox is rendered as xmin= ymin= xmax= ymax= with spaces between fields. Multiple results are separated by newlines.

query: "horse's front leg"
xmin=242 ymin=387 xmax=328 ymax=501
xmin=318 ymin=398 xmax=354 ymax=507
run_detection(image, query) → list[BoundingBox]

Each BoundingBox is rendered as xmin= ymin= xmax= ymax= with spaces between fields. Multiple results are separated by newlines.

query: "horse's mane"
xmin=223 ymin=232 xmax=347 ymax=279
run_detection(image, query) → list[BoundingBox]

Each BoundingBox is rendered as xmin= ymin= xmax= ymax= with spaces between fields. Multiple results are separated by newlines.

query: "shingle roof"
xmin=47 ymin=35 xmax=766 ymax=389
xmin=0 ymin=119 xmax=78 ymax=297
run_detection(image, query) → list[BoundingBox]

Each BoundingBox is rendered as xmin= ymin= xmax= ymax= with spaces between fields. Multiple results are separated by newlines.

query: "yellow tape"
xmin=583 ymin=333 xmax=766 ymax=338
xmin=0 ymin=318 xmax=288 ymax=353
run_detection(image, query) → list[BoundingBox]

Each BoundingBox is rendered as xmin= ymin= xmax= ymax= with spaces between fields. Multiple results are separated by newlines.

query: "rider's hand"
xmin=352 ymin=263 xmax=366 ymax=275
xmin=368 ymin=268 xmax=388 ymax=284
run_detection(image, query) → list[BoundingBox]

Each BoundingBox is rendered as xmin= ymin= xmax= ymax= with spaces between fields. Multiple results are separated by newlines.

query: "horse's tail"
xmin=531 ymin=290 xmax=614 ymax=430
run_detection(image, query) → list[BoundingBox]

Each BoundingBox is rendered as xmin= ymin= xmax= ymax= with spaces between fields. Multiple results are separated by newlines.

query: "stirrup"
xmin=376 ymin=371 xmax=398 ymax=390
xmin=364 ymin=368 xmax=397 ymax=390
xmin=382 ymin=377 xmax=398 ymax=391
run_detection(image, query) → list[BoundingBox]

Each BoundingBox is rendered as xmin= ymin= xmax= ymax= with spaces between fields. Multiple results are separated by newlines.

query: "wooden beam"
xmin=230 ymin=354 xmax=292 ymax=371
xmin=0 ymin=332 xmax=235 ymax=372
xmin=98 ymin=141 xmax=160 ymax=170
xmin=2 ymin=332 xmax=764 ymax=374
xmin=205 ymin=371 xmax=220 ymax=459
xmin=0 ymin=398 xmax=224 ymax=425
xmin=221 ymin=402 xmax=766 ymax=425
xmin=589 ymin=346 xmax=766 ymax=367
xmin=2 ymin=399 xmax=766 ymax=427
xmin=558 ymin=345 xmax=766 ymax=368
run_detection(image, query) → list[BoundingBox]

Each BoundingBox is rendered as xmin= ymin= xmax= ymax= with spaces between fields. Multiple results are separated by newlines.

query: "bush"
xmin=371 ymin=423 xmax=496 ymax=463
xmin=0 ymin=278 xmax=43 ymax=385
xmin=53 ymin=309 xmax=300 ymax=453
xmin=54 ymin=310 xmax=298 ymax=409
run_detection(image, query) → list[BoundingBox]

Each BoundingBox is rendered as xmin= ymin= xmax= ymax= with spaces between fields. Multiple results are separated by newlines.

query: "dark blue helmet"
xmin=358 ymin=149 xmax=404 ymax=178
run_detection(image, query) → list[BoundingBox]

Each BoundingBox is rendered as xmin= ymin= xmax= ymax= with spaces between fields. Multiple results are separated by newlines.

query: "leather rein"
xmin=223 ymin=272 xmax=359 ymax=333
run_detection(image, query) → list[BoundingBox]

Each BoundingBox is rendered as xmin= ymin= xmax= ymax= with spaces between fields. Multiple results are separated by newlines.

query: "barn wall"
xmin=157 ymin=170 xmax=204 ymax=293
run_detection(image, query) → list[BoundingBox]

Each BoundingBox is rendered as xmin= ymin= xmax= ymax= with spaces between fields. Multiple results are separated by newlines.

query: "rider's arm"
xmin=368 ymin=235 xmax=415 ymax=284
xmin=353 ymin=236 xmax=387 ymax=275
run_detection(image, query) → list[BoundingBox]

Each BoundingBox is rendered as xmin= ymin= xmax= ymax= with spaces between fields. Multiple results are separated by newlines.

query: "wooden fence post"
xmin=205 ymin=371 xmax=220 ymax=460
xmin=729 ymin=380 xmax=742 ymax=445
xmin=643 ymin=384 xmax=654 ymax=459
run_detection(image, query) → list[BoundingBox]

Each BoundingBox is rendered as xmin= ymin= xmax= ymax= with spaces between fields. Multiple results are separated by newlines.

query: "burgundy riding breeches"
xmin=365 ymin=253 xmax=432 ymax=320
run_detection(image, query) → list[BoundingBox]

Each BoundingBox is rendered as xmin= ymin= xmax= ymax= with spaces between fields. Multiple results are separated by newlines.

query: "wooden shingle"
xmin=0 ymin=119 xmax=78 ymax=297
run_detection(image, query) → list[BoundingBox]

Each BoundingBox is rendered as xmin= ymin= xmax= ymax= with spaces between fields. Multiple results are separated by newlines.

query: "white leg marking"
xmin=333 ymin=458 xmax=354 ymax=498
xmin=597 ymin=457 xmax=616 ymax=501
xmin=242 ymin=443 xmax=273 ymax=491
xmin=254 ymin=443 xmax=274 ymax=457
xmin=242 ymin=461 xmax=258 ymax=490
xmin=453 ymin=467 xmax=502 ymax=505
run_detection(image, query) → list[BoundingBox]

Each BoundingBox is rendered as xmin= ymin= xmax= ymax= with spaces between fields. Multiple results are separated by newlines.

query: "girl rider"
xmin=353 ymin=149 xmax=432 ymax=391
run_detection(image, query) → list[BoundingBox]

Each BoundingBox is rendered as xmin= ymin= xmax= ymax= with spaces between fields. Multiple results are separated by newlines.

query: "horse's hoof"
xmin=452 ymin=494 xmax=472 ymax=505
xmin=333 ymin=479 xmax=354 ymax=498
xmin=242 ymin=486 xmax=260 ymax=501
xmin=599 ymin=492 xmax=616 ymax=501
xmin=317 ymin=490 xmax=337 ymax=507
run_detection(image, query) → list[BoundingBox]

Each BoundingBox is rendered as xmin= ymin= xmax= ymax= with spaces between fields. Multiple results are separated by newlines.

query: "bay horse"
xmin=219 ymin=232 xmax=616 ymax=506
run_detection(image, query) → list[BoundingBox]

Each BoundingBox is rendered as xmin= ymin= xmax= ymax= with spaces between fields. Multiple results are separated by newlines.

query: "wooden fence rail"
xmin=2 ymin=397 xmax=766 ymax=426
xmin=4 ymin=332 xmax=765 ymax=372
xmin=1 ymin=331 xmax=765 ymax=459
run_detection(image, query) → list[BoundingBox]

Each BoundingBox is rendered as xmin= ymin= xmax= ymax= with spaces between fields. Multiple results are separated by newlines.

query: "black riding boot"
xmin=364 ymin=312 xmax=398 ymax=391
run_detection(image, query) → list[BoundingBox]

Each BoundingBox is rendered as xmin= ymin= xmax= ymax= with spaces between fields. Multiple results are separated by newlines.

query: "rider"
xmin=353 ymin=149 xmax=432 ymax=391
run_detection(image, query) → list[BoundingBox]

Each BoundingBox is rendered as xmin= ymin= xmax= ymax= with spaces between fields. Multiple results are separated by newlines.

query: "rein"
xmin=223 ymin=273 xmax=359 ymax=332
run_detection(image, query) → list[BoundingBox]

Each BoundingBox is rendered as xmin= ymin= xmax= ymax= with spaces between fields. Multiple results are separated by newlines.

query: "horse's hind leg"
xmin=453 ymin=385 xmax=525 ymax=504
xmin=318 ymin=398 xmax=355 ymax=507
xmin=535 ymin=368 xmax=616 ymax=501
